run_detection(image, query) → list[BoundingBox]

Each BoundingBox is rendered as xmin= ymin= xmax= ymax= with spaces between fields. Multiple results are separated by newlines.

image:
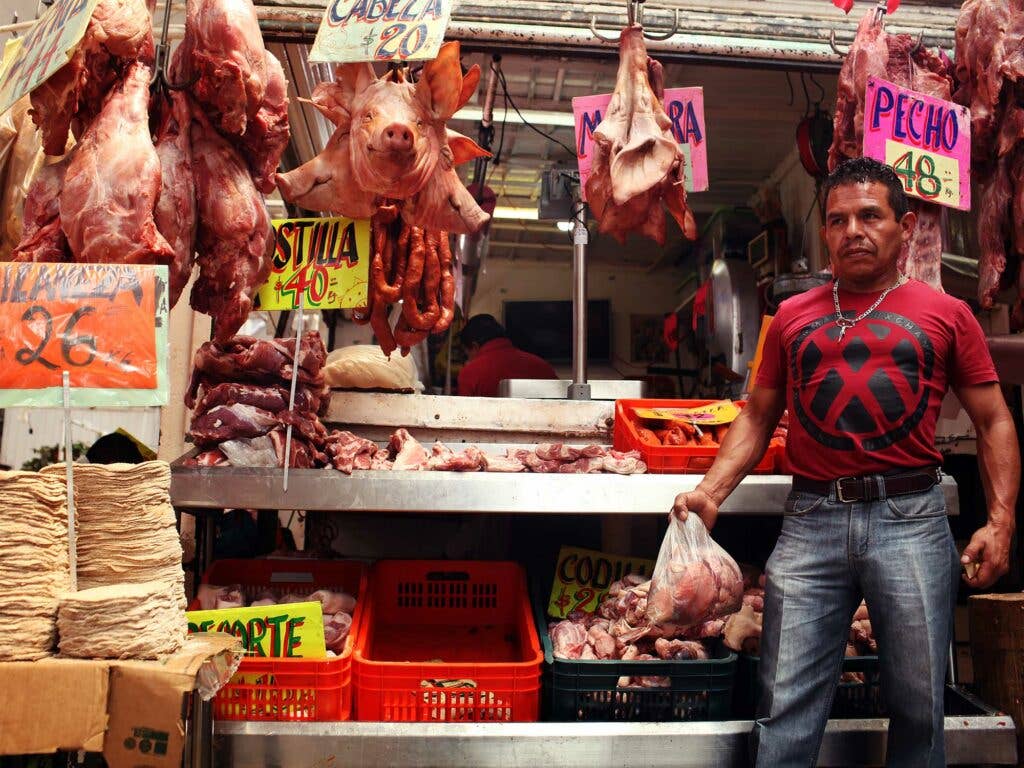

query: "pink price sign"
xmin=572 ymin=87 xmax=708 ymax=202
xmin=862 ymin=77 xmax=971 ymax=211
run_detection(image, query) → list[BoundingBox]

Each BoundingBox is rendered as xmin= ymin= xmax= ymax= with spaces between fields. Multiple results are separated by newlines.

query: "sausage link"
xmin=370 ymin=294 xmax=397 ymax=357
xmin=393 ymin=314 xmax=428 ymax=357
xmin=405 ymin=230 xmax=441 ymax=331
xmin=401 ymin=227 xmax=433 ymax=330
xmin=432 ymin=230 xmax=456 ymax=334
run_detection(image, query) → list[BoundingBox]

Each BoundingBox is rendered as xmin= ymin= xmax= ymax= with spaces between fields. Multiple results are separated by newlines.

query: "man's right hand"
xmin=671 ymin=489 xmax=719 ymax=530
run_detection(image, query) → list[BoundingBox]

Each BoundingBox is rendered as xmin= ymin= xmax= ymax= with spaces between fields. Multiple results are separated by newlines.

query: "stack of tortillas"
xmin=0 ymin=471 xmax=70 ymax=661
xmin=43 ymin=461 xmax=186 ymax=608
xmin=57 ymin=581 xmax=187 ymax=659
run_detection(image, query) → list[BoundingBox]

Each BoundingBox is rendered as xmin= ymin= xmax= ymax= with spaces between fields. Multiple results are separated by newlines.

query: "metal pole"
xmin=567 ymin=198 xmax=591 ymax=401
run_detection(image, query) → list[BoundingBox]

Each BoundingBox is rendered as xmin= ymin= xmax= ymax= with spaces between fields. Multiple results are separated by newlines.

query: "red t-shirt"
xmin=457 ymin=338 xmax=559 ymax=397
xmin=756 ymin=278 xmax=997 ymax=481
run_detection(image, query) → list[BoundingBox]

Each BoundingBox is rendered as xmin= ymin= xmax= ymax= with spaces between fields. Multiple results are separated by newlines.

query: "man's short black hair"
xmin=459 ymin=314 xmax=506 ymax=347
xmin=822 ymin=157 xmax=910 ymax=220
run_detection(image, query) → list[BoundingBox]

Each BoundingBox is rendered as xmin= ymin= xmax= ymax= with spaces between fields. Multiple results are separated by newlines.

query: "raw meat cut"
xmin=238 ymin=50 xmax=290 ymax=194
xmin=388 ymin=428 xmax=428 ymax=471
xmin=646 ymin=514 xmax=743 ymax=626
xmin=188 ymin=404 xmax=280 ymax=445
xmin=154 ymin=92 xmax=197 ymax=307
xmin=11 ymin=151 xmax=74 ymax=262
xmin=188 ymin=102 xmax=273 ymax=342
xmin=175 ymin=0 xmax=267 ymax=136
xmin=829 ymin=10 xmax=953 ymax=291
xmin=722 ymin=603 xmax=762 ymax=654
xmin=481 ymin=453 xmax=526 ymax=473
xmin=186 ymin=333 xmax=328 ymax=409
xmin=59 ymin=62 xmax=175 ymax=268
xmin=427 ymin=442 xmax=485 ymax=472
xmin=324 ymin=430 xmax=379 ymax=474
xmin=29 ymin=0 xmax=155 ymax=156
xmin=585 ymin=27 xmax=696 ymax=245
xmin=550 ymin=620 xmax=588 ymax=660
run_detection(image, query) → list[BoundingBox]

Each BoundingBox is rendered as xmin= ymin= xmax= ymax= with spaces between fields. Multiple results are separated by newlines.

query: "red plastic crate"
xmin=354 ymin=560 xmax=543 ymax=722
xmin=613 ymin=398 xmax=782 ymax=474
xmin=192 ymin=558 xmax=367 ymax=722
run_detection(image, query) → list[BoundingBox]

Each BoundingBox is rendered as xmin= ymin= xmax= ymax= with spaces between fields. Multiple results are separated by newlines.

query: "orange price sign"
xmin=0 ymin=263 xmax=169 ymax=407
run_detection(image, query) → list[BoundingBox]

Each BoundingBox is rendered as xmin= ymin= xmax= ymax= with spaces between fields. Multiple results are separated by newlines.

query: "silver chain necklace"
xmin=832 ymin=274 xmax=906 ymax=341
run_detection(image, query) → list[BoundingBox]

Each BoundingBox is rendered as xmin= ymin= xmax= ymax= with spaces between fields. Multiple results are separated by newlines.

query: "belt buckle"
xmin=836 ymin=476 xmax=858 ymax=503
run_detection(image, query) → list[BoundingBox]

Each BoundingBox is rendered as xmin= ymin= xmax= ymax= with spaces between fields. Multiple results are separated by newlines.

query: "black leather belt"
xmin=791 ymin=468 xmax=941 ymax=503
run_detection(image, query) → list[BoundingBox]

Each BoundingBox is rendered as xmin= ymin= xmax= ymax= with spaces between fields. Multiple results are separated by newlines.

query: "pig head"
xmin=402 ymin=129 xmax=492 ymax=234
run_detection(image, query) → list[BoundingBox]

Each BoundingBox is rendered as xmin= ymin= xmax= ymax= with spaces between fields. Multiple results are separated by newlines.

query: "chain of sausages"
xmin=365 ymin=210 xmax=456 ymax=357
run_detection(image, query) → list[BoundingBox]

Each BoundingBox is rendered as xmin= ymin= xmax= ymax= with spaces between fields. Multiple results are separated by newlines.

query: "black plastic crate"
xmin=734 ymin=653 xmax=882 ymax=719
xmin=535 ymin=600 xmax=737 ymax=722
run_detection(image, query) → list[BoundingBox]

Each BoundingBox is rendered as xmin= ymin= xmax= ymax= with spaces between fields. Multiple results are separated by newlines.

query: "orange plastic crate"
xmin=354 ymin=560 xmax=543 ymax=722
xmin=613 ymin=398 xmax=782 ymax=474
xmin=193 ymin=558 xmax=367 ymax=722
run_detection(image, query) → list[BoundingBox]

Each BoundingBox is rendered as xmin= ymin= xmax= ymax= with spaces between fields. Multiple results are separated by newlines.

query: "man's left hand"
xmin=961 ymin=523 xmax=1014 ymax=589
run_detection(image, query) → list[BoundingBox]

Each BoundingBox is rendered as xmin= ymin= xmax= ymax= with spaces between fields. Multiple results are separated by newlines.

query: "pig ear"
xmin=447 ymin=129 xmax=491 ymax=165
xmin=301 ymin=82 xmax=352 ymax=129
xmin=457 ymin=64 xmax=481 ymax=111
xmin=417 ymin=41 xmax=463 ymax=120
xmin=334 ymin=62 xmax=377 ymax=100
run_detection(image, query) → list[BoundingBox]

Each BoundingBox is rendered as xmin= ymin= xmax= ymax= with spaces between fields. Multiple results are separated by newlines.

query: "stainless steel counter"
xmin=170 ymin=465 xmax=960 ymax=516
xmin=214 ymin=706 xmax=1016 ymax=767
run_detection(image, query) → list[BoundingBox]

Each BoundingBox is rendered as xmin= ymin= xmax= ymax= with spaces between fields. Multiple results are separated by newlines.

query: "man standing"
xmin=457 ymin=314 xmax=558 ymax=397
xmin=673 ymin=157 xmax=1019 ymax=767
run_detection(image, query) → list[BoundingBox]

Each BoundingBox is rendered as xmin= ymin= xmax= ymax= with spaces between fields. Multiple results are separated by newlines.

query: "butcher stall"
xmin=0 ymin=0 xmax=1022 ymax=766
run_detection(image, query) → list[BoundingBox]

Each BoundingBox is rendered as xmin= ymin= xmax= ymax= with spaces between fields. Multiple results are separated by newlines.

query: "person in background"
xmin=457 ymin=314 xmax=558 ymax=397
xmin=673 ymin=157 xmax=1019 ymax=767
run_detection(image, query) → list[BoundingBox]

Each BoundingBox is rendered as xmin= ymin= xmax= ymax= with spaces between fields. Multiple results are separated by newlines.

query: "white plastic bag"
xmin=645 ymin=514 xmax=743 ymax=626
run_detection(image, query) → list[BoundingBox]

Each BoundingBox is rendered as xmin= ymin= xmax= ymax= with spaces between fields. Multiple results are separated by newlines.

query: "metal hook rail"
xmin=590 ymin=0 xmax=679 ymax=43
xmin=828 ymin=0 xmax=925 ymax=56
xmin=151 ymin=0 xmax=197 ymax=93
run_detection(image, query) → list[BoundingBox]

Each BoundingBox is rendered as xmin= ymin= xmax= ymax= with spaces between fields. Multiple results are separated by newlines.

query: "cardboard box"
xmin=0 ymin=633 xmax=240 ymax=767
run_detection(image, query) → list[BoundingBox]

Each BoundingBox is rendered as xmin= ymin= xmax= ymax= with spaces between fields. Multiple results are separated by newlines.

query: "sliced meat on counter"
xmin=324 ymin=430 xmax=379 ymax=474
xmin=153 ymin=92 xmax=197 ymax=307
xmin=59 ymin=62 xmax=176 ymax=268
xmin=194 ymin=382 xmax=290 ymax=415
xmin=29 ymin=0 xmax=155 ymax=156
xmin=188 ymin=103 xmax=273 ymax=342
xmin=388 ymin=428 xmax=429 ymax=471
xmin=188 ymin=404 xmax=280 ymax=445
xmin=481 ymin=453 xmax=527 ymax=473
xmin=428 ymin=442 xmax=485 ymax=472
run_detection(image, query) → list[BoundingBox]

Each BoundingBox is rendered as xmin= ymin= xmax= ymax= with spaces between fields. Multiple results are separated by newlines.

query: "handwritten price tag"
xmin=254 ymin=216 xmax=370 ymax=311
xmin=309 ymin=0 xmax=451 ymax=63
xmin=547 ymin=545 xmax=654 ymax=619
xmin=863 ymin=77 xmax=971 ymax=211
xmin=0 ymin=263 xmax=169 ymax=407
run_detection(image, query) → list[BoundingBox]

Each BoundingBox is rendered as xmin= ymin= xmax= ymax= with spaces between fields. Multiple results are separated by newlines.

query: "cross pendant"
xmin=837 ymin=325 xmax=848 ymax=342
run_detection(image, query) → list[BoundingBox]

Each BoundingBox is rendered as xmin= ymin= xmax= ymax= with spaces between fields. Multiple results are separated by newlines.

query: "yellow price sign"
xmin=186 ymin=601 xmax=326 ymax=659
xmin=548 ymin=546 xmax=655 ymax=619
xmin=632 ymin=399 xmax=741 ymax=426
xmin=885 ymin=140 xmax=961 ymax=207
xmin=255 ymin=216 xmax=370 ymax=311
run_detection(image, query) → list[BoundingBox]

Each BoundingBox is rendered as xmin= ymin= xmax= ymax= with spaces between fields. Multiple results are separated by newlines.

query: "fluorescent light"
xmin=493 ymin=206 xmax=539 ymax=220
xmin=452 ymin=104 xmax=577 ymax=128
xmin=556 ymin=221 xmax=574 ymax=232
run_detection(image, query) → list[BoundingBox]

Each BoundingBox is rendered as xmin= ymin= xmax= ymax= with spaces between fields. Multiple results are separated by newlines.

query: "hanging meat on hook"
xmin=585 ymin=26 xmax=697 ymax=245
xmin=828 ymin=9 xmax=953 ymax=292
xmin=276 ymin=42 xmax=491 ymax=234
xmin=29 ymin=0 xmax=155 ymax=156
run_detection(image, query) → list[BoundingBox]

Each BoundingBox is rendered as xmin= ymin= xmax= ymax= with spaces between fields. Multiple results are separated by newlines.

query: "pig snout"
xmin=381 ymin=122 xmax=415 ymax=153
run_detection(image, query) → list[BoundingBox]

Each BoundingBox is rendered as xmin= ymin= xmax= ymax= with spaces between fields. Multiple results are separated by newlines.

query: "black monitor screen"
xmin=503 ymin=300 xmax=612 ymax=364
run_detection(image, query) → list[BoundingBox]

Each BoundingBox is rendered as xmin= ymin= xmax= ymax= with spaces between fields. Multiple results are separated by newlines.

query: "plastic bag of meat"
xmin=645 ymin=514 xmax=743 ymax=626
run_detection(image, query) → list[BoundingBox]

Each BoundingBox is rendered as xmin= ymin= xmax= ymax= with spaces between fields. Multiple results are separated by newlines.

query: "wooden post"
xmin=969 ymin=593 xmax=1024 ymax=764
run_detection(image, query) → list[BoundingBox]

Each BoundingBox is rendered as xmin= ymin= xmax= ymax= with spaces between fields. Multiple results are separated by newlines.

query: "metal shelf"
xmin=170 ymin=465 xmax=959 ymax=516
xmin=214 ymin=708 xmax=1015 ymax=767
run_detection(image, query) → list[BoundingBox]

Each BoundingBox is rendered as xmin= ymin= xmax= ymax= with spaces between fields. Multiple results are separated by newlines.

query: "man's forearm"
xmin=977 ymin=413 xmax=1020 ymax=529
xmin=696 ymin=411 xmax=775 ymax=505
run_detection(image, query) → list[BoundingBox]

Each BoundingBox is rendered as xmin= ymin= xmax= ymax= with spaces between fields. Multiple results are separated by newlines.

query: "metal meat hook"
xmin=590 ymin=0 xmax=679 ymax=43
xmin=828 ymin=0 xmax=924 ymax=58
xmin=150 ymin=0 xmax=198 ymax=93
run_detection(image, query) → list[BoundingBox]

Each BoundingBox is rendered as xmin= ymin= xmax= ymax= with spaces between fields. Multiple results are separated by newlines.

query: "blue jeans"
xmin=752 ymin=483 xmax=959 ymax=767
